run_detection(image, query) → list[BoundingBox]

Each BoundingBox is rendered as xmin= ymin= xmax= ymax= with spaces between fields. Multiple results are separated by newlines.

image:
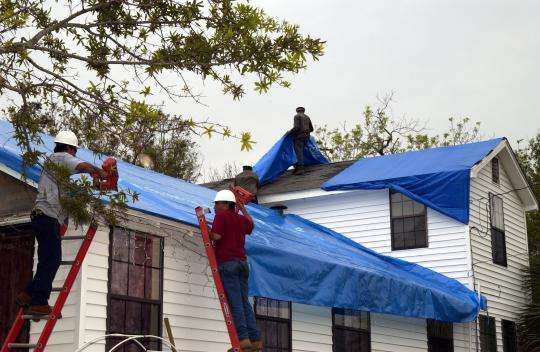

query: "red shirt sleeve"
xmin=242 ymin=215 xmax=254 ymax=235
xmin=211 ymin=212 xmax=226 ymax=238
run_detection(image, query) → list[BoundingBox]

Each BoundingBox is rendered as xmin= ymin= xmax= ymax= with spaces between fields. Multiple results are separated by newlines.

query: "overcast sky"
xmin=180 ymin=0 xmax=539 ymax=177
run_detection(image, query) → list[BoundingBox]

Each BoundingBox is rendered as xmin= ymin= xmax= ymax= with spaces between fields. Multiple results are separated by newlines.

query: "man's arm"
xmin=76 ymin=162 xmax=108 ymax=178
xmin=308 ymin=116 xmax=314 ymax=133
xmin=210 ymin=213 xmax=225 ymax=241
xmin=238 ymin=202 xmax=254 ymax=234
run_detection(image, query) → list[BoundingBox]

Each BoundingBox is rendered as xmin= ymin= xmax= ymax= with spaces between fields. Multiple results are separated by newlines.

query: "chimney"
xmin=270 ymin=204 xmax=288 ymax=216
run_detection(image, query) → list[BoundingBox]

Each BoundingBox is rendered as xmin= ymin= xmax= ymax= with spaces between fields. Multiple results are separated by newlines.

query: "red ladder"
xmin=1 ymin=222 xmax=98 ymax=352
xmin=195 ymin=206 xmax=242 ymax=352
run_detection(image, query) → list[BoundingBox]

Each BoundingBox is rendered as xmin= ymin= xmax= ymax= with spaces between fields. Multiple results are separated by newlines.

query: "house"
xmin=0 ymin=119 xmax=523 ymax=352
xmin=207 ymin=137 xmax=538 ymax=352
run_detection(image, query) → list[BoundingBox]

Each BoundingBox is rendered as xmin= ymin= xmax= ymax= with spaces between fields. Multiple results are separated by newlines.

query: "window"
xmin=479 ymin=315 xmax=497 ymax=352
xmin=390 ymin=191 xmax=427 ymax=250
xmin=255 ymin=297 xmax=291 ymax=352
xmin=332 ymin=308 xmax=370 ymax=352
xmin=107 ymin=228 xmax=163 ymax=352
xmin=427 ymin=319 xmax=453 ymax=352
xmin=490 ymin=194 xmax=507 ymax=266
xmin=492 ymin=158 xmax=500 ymax=184
xmin=502 ymin=320 xmax=517 ymax=352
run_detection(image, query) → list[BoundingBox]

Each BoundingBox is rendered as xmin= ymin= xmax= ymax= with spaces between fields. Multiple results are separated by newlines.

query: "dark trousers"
xmin=294 ymin=136 xmax=309 ymax=167
xmin=26 ymin=213 xmax=61 ymax=305
xmin=219 ymin=260 xmax=261 ymax=341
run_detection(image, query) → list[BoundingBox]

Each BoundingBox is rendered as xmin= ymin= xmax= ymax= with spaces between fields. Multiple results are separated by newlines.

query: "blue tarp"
xmin=0 ymin=121 xmax=484 ymax=322
xmin=253 ymin=133 xmax=328 ymax=185
xmin=323 ymin=139 xmax=503 ymax=224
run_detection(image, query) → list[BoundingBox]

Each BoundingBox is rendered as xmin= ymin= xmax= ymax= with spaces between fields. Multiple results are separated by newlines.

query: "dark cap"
xmin=243 ymin=165 xmax=253 ymax=171
xmin=296 ymin=106 xmax=305 ymax=113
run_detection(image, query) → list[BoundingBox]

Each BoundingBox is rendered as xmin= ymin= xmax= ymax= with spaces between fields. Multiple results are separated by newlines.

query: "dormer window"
xmin=491 ymin=157 xmax=500 ymax=184
xmin=390 ymin=191 xmax=428 ymax=250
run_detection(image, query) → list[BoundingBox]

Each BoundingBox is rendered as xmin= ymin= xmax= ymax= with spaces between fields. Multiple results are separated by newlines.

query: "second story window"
xmin=427 ymin=319 xmax=453 ymax=352
xmin=390 ymin=191 xmax=427 ymax=250
xmin=332 ymin=308 xmax=370 ymax=352
xmin=490 ymin=194 xmax=507 ymax=266
xmin=255 ymin=297 xmax=291 ymax=352
xmin=491 ymin=157 xmax=500 ymax=184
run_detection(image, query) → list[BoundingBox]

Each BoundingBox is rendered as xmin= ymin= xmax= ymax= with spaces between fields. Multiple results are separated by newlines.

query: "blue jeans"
xmin=26 ymin=213 xmax=61 ymax=305
xmin=219 ymin=260 xmax=261 ymax=341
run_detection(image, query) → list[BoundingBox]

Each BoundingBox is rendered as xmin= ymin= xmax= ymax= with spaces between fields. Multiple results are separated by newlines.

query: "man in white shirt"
xmin=16 ymin=130 xmax=107 ymax=316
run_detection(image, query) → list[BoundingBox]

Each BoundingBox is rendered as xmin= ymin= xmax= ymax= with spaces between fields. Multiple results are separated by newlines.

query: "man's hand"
xmin=211 ymin=232 xmax=222 ymax=241
xmin=76 ymin=162 xmax=108 ymax=178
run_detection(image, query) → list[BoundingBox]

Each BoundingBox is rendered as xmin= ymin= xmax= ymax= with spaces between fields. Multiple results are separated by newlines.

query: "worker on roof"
xmin=210 ymin=190 xmax=262 ymax=352
xmin=289 ymin=106 xmax=314 ymax=175
xmin=234 ymin=165 xmax=260 ymax=204
xmin=16 ymin=131 xmax=107 ymax=317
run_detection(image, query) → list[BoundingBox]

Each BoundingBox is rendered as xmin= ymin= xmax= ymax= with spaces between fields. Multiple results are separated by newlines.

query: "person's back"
xmin=212 ymin=208 xmax=253 ymax=264
xmin=234 ymin=165 xmax=260 ymax=200
xmin=290 ymin=106 xmax=314 ymax=173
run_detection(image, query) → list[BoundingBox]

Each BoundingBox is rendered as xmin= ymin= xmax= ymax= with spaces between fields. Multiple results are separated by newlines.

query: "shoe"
xmin=251 ymin=340 xmax=263 ymax=351
xmin=26 ymin=305 xmax=62 ymax=322
xmin=16 ymin=291 xmax=32 ymax=307
xmin=228 ymin=339 xmax=253 ymax=352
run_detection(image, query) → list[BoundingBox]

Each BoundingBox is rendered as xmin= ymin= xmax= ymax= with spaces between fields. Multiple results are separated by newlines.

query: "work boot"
xmin=227 ymin=339 xmax=253 ymax=352
xmin=251 ymin=340 xmax=263 ymax=351
xmin=15 ymin=291 xmax=32 ymax=307
xmin=26 ymin=305 xmax=62 ymax=322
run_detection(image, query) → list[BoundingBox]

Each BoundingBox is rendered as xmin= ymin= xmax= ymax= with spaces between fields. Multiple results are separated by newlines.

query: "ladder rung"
xmin=60 ymin=260 xmax=75 ymax=265
xmin=8 ymin=343 xmax=37 ymax=349
xmin=22 ymin=314 xmax=51 ymax=320
xmin=61 ymin=235 xmax=86 ymax=240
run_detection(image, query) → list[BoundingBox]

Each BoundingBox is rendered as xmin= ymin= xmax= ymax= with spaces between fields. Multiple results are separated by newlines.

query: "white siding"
xmin=292 ymin=304 xmax=332 ymax=352
xmin=278 ymin=189 xmax=472 ymax=286
xmin=469 ymin=157 xmax=530 ymax=350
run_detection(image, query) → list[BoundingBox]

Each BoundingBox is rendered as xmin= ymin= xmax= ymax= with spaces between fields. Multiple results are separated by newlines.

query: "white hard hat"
xmin=54 ymin=130 xmax=79 ymax=148
xmin=214 ymin=190 xmax=236 ymax=203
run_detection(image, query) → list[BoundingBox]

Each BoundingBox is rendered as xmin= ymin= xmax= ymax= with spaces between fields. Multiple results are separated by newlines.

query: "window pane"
xmin=148 ymin=236 xmax=162 ymax=268
xmin=480 ymin=315 xmax=497 ymax=352
xmin=415 ymin=231 xmax=427 ymax=247
xmin=492 ymin=158 xmax=500 ymax=184
xmin=256 ymin=297 xmax=268 ymax=316
xmin=112 ymin=229 xmax=129 ymax=261
xmin=278 ymin=301 xmax=290 ymax=319
xmin=131 ymin=234 xmax=148 ymax=266
xmin=413 ymin=201 xmax=425 ymax=215
xmin=391 ymin=201 xmax=403 ymax=217
xmin=404 ymin=232 xmax=416 ymax=248
xmin=392 ymin=218 xmax=404 ymax=234
xmin=502 ymin=320 xmax=517 ymax=352
xmin=145 ymin=267 xmax=161 ymax=300
xmin=415 ymin=216 xmax=426 ymax=231
xmin=111 ymin=261 xmax=128 ymax=296
xmin=393 ymin=233 xmax=404 ymax=250
xmin=404 ymin=218 xmax=415 ymax=232
xmin=402 ymin=201 xmax=414 ymax=217
xmin=128 ymin=264 xmax=145 ymax=298
xmin=108 ymin=299 xmax=125 ymax=332
xmin=125 ymin=301 xmax=142 ymax=334
xmin=391 ymin=192 xmax=403 ymax=202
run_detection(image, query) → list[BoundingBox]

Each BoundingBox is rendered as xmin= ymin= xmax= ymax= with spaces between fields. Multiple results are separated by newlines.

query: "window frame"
xmin=489 ymin=193 xmax=508 ymax=267
xmin=254 ymin=297 xmax=292 ymax=352
xmin=389 ymin=190 xmax=428 ymax=251
xmin=426 ymin=319 xmax=454 ymax=352
xmin=332 ymin=308 xmax=371 ymax=352
xmin=502 ymin=319 xmax=517 ymax=352
xmin=491 ymin=157 xmax=500 ymax=184
xmin=106 ymin=227 xmax=164 ymax=351
xmin=479 ymin=315 xmax=497 ymax=352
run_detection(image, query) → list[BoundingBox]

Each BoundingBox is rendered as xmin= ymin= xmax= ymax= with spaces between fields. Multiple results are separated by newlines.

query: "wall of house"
xmin=268 ymin=188 xmax=473 ymax=287
xmin=469 ymin=156 xmax=530 ymax=351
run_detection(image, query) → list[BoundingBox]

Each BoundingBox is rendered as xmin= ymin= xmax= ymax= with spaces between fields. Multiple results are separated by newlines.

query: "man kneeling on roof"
xmin=16 ymin=131 xmax=107 ymax=317
xmin=211 ymin=190 xmax=262 ymax=352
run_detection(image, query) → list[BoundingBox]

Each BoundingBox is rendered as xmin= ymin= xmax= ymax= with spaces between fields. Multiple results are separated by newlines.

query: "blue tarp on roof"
xmin=253 ymin=133 xmax=328 ymax=185
xmin=0 ymin=121 xmax=484 ymax=322
xmin=323 ymin=139 xmax=504 ymax=224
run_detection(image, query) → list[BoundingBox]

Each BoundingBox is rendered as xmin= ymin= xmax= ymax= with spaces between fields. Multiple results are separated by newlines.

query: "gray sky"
xmin=183 ymin=0 xmax=539 ymax=176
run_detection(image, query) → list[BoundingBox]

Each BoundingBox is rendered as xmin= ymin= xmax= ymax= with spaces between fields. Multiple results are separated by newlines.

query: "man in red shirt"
xmin=211 ymin=190 xmax=262 ymax=352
